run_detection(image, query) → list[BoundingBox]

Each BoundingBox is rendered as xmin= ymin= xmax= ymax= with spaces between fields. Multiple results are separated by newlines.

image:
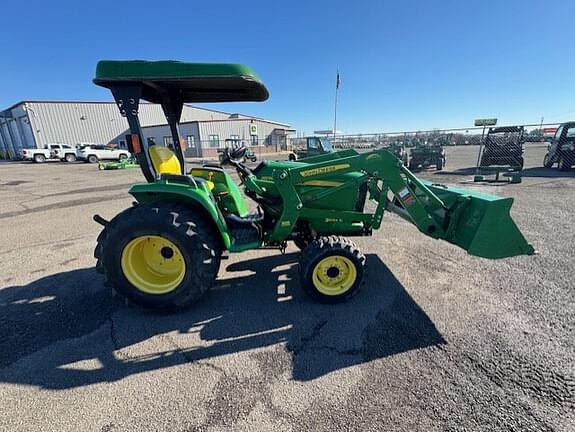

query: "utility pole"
xmin=539 ymin=116 xmax=544 ymax=142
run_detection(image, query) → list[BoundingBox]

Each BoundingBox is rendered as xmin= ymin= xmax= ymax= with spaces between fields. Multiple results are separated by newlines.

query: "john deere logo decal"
xmin=300 ymin=164 xmax=350 ymax=177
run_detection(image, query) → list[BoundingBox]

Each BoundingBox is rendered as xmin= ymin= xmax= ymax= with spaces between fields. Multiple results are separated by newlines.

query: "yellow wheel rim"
xmin=312 ymin=255 xmax=357 ymax=296
xmin=121 ymin=235 xmax=186 ymax=295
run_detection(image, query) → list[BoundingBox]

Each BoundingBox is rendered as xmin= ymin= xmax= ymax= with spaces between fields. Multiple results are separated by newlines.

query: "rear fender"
xmin=128 ymin=182 xmax=232 ymax=250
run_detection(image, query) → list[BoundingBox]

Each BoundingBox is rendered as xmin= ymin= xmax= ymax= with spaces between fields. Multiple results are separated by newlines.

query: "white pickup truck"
xmin=77 ymin=144 xmax=131 ymax=163
xmin=20 ymin=143 xmax=79 ymax=163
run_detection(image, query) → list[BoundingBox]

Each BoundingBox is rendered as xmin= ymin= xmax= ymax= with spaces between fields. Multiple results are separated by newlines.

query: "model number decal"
xmin=299 ymin=163 xmax=350 ymax=177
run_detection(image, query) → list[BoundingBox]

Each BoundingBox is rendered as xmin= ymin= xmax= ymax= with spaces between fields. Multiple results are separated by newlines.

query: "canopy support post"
xmin=109 ymin=83 xmax=156 ymax=183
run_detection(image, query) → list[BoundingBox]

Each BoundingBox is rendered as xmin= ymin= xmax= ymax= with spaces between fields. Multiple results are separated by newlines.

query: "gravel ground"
xmin=0 ymin=144 xmax=573 ymax=431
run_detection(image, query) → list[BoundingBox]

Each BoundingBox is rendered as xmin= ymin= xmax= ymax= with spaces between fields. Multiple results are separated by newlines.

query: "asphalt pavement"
xmin=0 ymin=144 xmax=573 ymax=431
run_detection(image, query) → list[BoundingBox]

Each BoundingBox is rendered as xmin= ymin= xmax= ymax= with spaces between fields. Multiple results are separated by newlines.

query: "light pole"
xmin=333 ymin=70 xmax=340 ymax=142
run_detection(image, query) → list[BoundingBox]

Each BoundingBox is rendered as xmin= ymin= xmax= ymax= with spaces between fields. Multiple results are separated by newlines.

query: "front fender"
xmin=128 ymin=182 xmax=232 ymax=250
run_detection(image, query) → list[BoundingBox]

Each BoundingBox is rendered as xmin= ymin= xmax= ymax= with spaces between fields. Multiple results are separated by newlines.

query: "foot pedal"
xmin=225 ymin=213 xmax=262 ymax=245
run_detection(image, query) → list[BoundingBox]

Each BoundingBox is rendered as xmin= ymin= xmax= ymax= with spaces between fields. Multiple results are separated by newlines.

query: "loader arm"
xmin=244 ymin=149 xmax=534 ymax=259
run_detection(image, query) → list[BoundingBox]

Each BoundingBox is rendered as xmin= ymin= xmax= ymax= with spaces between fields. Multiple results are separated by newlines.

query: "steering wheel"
xmin=219 ymin=145 xmax=253 ymax=183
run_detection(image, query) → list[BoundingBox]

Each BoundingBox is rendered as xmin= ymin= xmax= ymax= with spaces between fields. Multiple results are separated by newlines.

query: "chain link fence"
xmin=289 ymin=122 xmax=572 ymax=177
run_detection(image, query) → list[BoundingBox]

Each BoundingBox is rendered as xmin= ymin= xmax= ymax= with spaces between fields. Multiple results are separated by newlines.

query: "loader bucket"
xmin=426 ymin=183 xmax=535 ymax=259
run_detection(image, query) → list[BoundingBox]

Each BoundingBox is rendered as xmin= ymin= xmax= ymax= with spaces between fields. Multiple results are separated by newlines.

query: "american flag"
xmin=336 ymin=71 xmax=341 ymax=89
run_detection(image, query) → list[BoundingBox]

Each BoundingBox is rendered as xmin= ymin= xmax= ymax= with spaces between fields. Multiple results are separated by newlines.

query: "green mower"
xmin=92 ymin=60 xmax=534 ymax=311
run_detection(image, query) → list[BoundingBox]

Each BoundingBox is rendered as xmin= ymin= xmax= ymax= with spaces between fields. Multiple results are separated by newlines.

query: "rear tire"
xmin=288 ymin=154 xmax=297 ymax=161
xmin=119 ymin=153 xmax=128 ymax=160
xmin=87 ymin=155 xmax=99 ymax=164
xmin=558 ymin=156 xmax=571 ymax=171
xmin=65 ymin=153 xmax=77 ymax=163
xmin=299 ymin=236 xmax=365 ymax=303
xmin=517 ymin=156 xmax=524 ymax=170
xmin=34 ymin=154 xmax=46 ymax=163
xmin=95 ymin=202 xmax=222 ymax=311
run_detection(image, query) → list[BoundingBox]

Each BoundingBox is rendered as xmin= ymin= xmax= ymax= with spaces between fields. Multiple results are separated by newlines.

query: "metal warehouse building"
xmin=0 ymin=101 xmax=292 ymax=159
xmin=142 ymin=117 xmax=293 ymax=158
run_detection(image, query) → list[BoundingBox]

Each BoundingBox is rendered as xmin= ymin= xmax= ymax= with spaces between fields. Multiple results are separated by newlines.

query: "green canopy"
xmin=94 ymin=60 xmax=269 ymax=103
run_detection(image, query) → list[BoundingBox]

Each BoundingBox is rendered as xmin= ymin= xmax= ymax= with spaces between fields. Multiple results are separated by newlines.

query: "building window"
xmin=208 ymin=134 xmax=219 ymax=147
xmin=251 ymin=135 xmax=258 ymax=146
xmin=147 ymin=137 xmax=156 ymax=146
xmin=119 ymin=139 xmax=126 ymax=149
xmin=230 ymin=134 xmax=240 ymax=140
xmin=186 ymin=135 xmax=195 ymax=148
xmin=163 ymin=136 xmax=174 ymax=149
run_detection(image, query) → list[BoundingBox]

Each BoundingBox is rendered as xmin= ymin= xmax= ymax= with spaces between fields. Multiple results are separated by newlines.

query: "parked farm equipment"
xmin=543 ymin=121 xmax=575 ymax=171
xmin=99 ymin=155 xmax=139 ymax=170
xmin=289 ymin=136 xmax=333 ymax=161
xmin=474 ymin=126 xmax=525 ymax=183
xmin=92 ymin=60 xmax=534 ymax=311
xmin=408 ymin=141 xmax=445 ymax=170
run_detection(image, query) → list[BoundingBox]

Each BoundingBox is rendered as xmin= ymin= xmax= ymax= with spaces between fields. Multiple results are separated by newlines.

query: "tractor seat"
xmin=149 ymin=145 xmax=181 ymax=175
xmin=150 ymin=145 xmax=214 ymax=190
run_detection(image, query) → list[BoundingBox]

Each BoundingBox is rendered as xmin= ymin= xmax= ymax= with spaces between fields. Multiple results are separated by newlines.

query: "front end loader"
xmin=92 ymin=60 xmax=534 ymax=311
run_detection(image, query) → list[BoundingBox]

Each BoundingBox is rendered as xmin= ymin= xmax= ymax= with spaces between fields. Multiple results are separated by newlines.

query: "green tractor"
xmin=92 ymin=60 xmax=534 ymax=311
xmin=408 ymin=139 xmax=446 ymax=171
xmin=288 ymin=136 xmax=333 ymax=161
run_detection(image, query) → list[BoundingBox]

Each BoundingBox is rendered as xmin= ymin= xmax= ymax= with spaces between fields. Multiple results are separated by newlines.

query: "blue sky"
xmin=1 ymin=0 xmax=574 ymax=133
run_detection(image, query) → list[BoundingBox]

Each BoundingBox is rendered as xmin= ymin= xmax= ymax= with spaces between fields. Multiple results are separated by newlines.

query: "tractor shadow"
xmin=0 ymin=253 xmax=445 ymax=389
xmin=433 ymin=167 xmax=476 ymax=176
xmin=434 ymin=166 xmax=575 ymax=179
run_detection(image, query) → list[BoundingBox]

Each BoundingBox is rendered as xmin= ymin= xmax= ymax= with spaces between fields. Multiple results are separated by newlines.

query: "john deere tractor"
xmin=92 ymin=60 xmax=534 ymax=311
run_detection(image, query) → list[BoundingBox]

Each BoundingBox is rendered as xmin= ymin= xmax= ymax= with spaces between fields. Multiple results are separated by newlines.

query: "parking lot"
xmin=0 ymin=144 xmax=573 ymax=431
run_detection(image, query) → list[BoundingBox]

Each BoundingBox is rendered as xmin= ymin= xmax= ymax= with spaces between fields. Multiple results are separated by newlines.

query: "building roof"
xmin=142 ymin=116 xmax=291 ymax=130
xmin=1 ymin=99 xmax=288 ymax=128
xmin=2 ymin=99 xmax=232 ymax=116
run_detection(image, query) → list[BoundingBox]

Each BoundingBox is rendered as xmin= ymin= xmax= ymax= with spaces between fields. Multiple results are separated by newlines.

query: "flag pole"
xmin=333 ymin=70 xmax=340 ymax=141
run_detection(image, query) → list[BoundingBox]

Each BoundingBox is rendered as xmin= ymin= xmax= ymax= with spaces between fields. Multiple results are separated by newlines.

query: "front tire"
xmin=543 ymin=153 xmax=553 ymax=168
xmin=87 ymin=154 xmax=99 ymax=164
xmin=119 ymin=153 xmax=128 ymax=160
xmin=436 ymin=157 xmax=443 ymax=170
xmin=299 ymin=236 xmax=365 ymax=303
xmin=65 ymin=153 xmax=77 ymax=162
xmin=95 ymin=203 xmax=222 ymax=311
